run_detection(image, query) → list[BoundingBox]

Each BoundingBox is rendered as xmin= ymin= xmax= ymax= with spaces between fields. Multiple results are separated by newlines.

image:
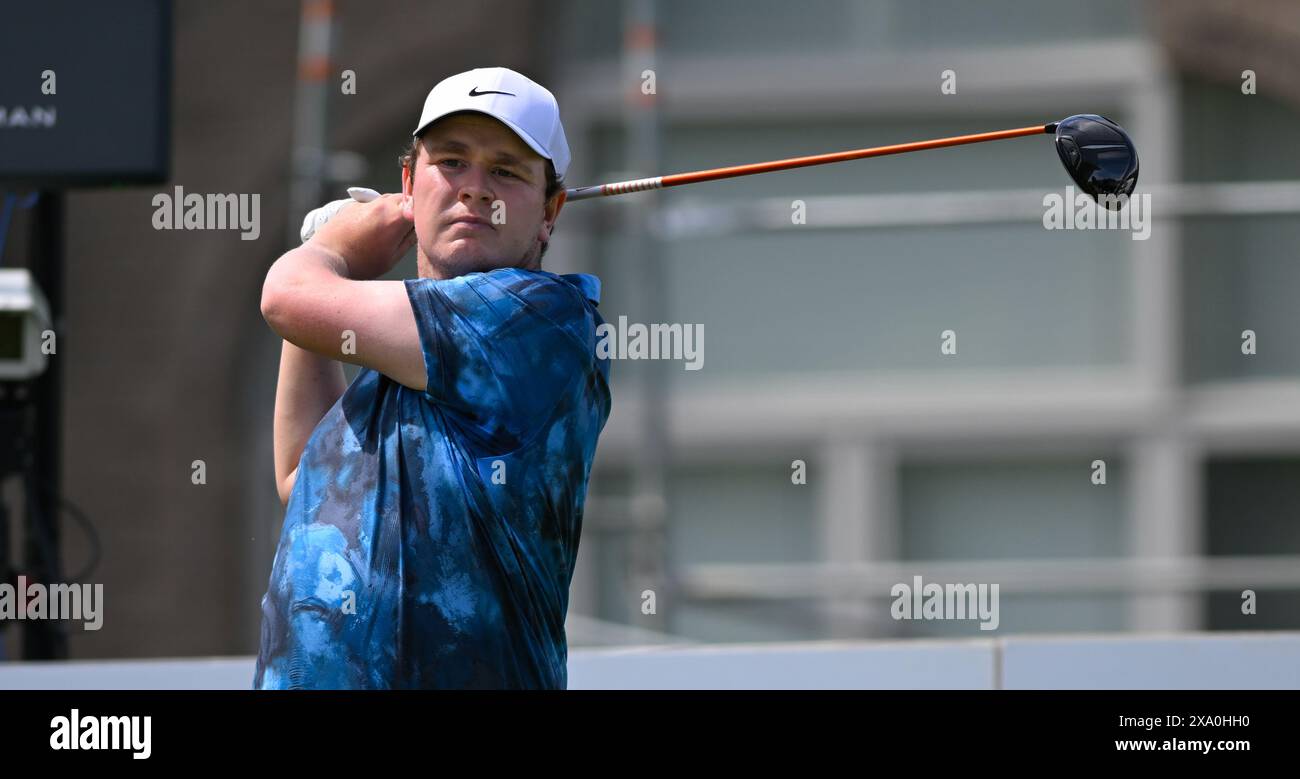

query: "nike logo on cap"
xmin=469 ymin=87 xmax=515 ymax=97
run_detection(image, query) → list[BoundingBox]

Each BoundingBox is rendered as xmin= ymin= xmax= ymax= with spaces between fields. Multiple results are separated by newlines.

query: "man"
xmin=254 ymin=67 xmax=610 ymax=689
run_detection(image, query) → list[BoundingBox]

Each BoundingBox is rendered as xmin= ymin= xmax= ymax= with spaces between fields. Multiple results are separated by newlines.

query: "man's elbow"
xmin=260 ymin=273 xmax=283 ymax=327
xmin=260 ymin=270 xmax=298 ymax=340
xmin=260 ymin=252 xmax=341 ymax=344
xmin=261 ymin=247 xmax=310 ymax=331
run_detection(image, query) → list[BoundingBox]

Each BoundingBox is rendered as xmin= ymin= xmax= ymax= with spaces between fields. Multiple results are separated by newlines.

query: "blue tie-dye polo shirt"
xmin=254 ymin=268 xmax=611 ymax=689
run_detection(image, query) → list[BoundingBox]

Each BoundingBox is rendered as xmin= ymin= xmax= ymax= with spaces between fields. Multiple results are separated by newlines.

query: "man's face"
xmin=402 ymin=112 xmax=564 ymax=279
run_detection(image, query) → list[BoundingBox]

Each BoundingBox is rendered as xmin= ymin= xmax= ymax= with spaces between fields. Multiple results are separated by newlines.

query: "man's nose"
xmin=458 ymin=166 xmax=495 ymax=202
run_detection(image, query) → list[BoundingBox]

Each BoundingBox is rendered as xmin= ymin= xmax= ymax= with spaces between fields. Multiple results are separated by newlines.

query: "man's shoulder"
xmin=406 ymin=268 xmax=606 ymax=355
xmin=459 ymin=269 xmax=603 ymax=320
xmin=479 ymin=267 xmax=601 ymax=306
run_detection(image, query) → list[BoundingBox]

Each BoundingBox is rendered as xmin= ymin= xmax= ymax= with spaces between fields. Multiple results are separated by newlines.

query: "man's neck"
xmin=417 ymin=249 xmax=540 ymax=280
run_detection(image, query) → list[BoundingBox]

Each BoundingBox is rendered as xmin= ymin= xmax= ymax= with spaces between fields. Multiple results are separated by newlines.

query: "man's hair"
xmin=399 ymin=135 xmax=565 ymax=262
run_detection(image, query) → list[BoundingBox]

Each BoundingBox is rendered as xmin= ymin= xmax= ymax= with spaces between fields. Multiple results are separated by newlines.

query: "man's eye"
xmin=439 ymin=159 xmax=516 ymax=178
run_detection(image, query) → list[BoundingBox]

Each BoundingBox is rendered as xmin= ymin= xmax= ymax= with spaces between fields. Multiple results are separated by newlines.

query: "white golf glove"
xmin=298 ymin=187 xmax=382 ymax=244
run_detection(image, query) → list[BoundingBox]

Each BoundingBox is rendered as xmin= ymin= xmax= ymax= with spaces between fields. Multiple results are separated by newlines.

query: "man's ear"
xmin=543 ymin=189 xmax=566 ymax=234
xmin=400 ymin=164 xmax=415 ymax=219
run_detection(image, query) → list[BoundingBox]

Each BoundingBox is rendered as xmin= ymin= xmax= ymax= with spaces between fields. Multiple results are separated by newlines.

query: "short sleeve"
xmin=403 ymin=268 xmax=601 ymax=451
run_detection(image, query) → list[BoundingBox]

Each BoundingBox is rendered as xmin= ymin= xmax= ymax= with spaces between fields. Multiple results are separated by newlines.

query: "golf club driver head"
xmin=1051 ymin=114 xmax=1139 ymax=210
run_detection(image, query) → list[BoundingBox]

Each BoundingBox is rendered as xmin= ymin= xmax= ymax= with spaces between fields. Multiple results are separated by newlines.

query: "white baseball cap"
xmin=412 ymin=67 xmax=570 ymax=180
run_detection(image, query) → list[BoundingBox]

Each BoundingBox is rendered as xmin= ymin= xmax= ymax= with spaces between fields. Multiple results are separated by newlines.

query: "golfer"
xmin=254 ymin=67 xmax=610 ymax=689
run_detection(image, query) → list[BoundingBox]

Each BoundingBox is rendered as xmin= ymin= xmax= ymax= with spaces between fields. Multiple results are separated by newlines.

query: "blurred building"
xmin=552 ymin=0 xmax=1300 ymax=642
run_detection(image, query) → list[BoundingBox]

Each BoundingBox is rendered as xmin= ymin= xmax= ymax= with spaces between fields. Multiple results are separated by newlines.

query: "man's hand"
xmin=307 ymin=192 xmax=416 ymax=280
xmin=298 ymin=187 xmax=381 ymax=244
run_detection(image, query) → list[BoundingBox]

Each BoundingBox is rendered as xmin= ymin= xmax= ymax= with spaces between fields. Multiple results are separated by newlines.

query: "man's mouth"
xmin=448 ymin=215 xmax=494 ymax=230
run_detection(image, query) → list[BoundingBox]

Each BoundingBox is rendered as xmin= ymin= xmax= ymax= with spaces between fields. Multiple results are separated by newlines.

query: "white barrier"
xmin=0 ymin=656 xmax=255 ymax=690
xmin=0 ymin=632 xmax=1297 ymax=689
xmin=567 ymin=640 xmax=996 ymax=690
xmin=1001 ymin=632 xmax=1300 ymax=690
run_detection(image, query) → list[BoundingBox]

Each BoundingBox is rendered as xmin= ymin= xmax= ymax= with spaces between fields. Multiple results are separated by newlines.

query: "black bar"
xmin=0 ymin=689 xmax=1286 ymax=765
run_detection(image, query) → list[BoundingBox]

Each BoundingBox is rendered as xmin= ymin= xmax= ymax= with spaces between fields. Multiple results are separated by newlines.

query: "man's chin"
xmin=426 ymin=244 xmax=527 ymax=279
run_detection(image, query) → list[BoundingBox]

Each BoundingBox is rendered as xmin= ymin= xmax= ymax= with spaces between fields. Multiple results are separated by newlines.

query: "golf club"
xmin=565 ymin=113 xmax=1139 ymax=210
xmin=300 ymin=114 xmax=1139 ymax=243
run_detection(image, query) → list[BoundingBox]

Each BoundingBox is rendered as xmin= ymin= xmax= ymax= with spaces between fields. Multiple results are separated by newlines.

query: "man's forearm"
xmin=264 ymin=244 xmax=352 ymax=503
xmin=270 ymin=242 xmax=351 ymax=281
xmin=272 ymin=339 xmax=347 ymax=504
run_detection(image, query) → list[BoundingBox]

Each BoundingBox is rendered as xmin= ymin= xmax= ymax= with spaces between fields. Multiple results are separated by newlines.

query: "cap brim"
xmin=413 ymin=109 xmax=554 ymax=167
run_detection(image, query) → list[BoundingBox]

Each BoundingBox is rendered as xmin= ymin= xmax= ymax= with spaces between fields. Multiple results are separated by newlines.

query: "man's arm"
xmin=271 ymin=340 xmax=347 ymax=505
xmin=260 ymin=243 xmax=425 ymax=389
xmin=260 ymin=194 xmax=424 ymax=505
